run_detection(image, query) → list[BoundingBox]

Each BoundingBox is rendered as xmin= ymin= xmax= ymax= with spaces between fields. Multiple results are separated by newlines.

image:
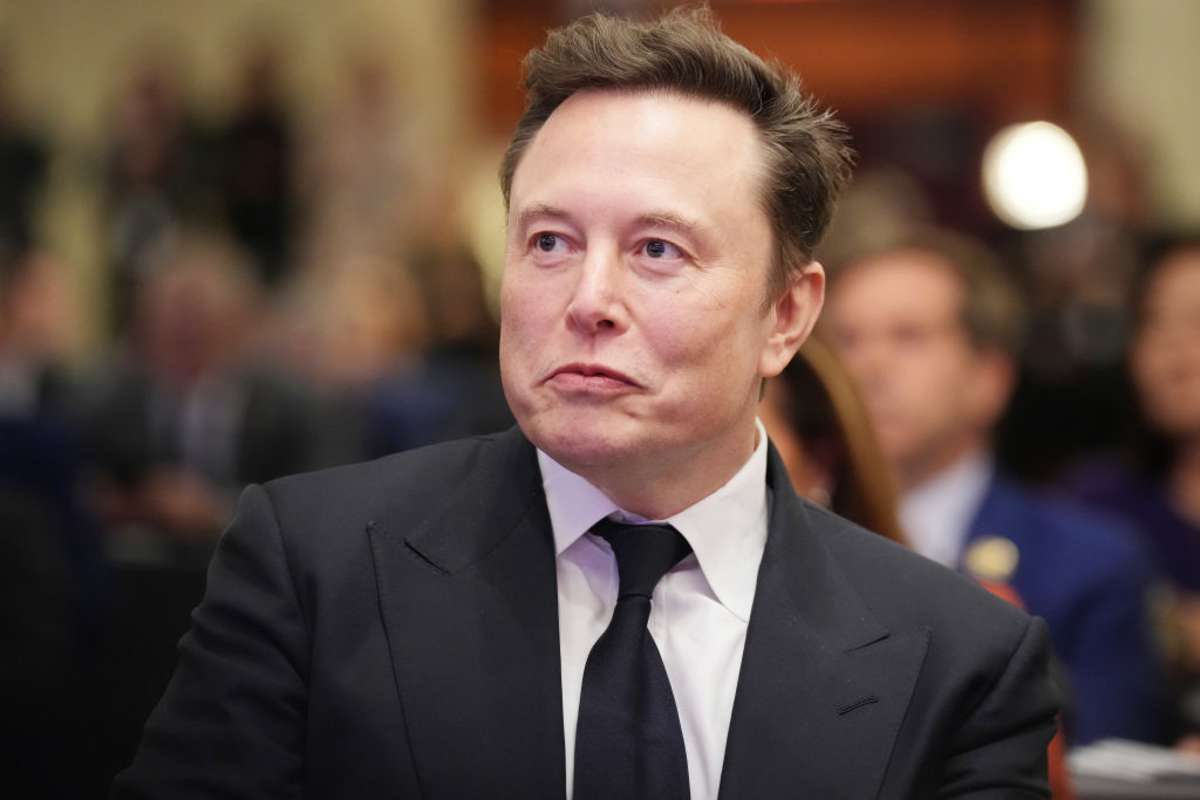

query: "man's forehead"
xmin=507 ymin=90 xmax=770 ymax=235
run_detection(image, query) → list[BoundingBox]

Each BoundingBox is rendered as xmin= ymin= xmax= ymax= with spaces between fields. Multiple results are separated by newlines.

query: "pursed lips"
xmin=544 ymin=363 xmax=642 ymax=390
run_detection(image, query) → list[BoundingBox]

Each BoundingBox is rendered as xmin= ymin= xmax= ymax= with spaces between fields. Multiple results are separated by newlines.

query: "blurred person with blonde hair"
xmin=827 ymin=225 xmax=1164 ymax=746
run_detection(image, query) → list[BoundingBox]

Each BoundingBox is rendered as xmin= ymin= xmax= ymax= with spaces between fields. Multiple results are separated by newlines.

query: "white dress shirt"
xmin=900 ymin=451 xmax=993 ymax=567
xmin=539 ymin=420 xmax=770 ymax=800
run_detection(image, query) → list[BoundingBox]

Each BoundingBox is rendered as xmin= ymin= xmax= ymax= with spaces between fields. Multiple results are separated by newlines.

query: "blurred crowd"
xmin=2 ymin=23 xmax=1200 ymax=800
xmin=1 ymin=43 xmax=511 ymax=796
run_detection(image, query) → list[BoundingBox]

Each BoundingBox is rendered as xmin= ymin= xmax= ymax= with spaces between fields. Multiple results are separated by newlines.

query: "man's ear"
xmin=760 ymin=261 xmax=825 ymax=379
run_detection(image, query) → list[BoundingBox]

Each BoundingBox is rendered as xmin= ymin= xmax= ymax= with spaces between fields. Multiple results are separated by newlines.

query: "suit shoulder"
xmin=271 ymin=434 xmax=499 ymax=492
xmin=256 ymin=433 xmax=511 ymax=542
xmin=805 ymin=503 xmax=1033 ymax=637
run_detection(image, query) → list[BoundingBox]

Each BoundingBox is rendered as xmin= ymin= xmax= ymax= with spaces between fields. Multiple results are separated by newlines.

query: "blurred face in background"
xmin=137 ymin=253 xmax=252 ymax=387
xmin=500 ymin=89 xmax=820 ymax=503
xmin=1132 ymin=248 xmax=1200 ymax=441
xmin=827 ymin=252 xmax=1010 ymax=487
xmin=0 ymin=252 xmax=78 ymax=360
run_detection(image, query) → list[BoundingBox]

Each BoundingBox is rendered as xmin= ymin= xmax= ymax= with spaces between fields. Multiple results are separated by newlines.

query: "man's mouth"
xmin=546 ymin=363 xmax=642 ymax=391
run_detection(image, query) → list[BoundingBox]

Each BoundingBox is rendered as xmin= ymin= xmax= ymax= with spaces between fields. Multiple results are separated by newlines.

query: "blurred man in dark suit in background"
xmin=81 ymin=232 xmax=320 ymax=548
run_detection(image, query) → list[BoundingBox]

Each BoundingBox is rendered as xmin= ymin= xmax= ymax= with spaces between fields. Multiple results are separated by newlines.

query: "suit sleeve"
xmin=937 ymin=616 xmax=1061 ymax=799
xmin=112 ymin=484 xmax=310 ymax=799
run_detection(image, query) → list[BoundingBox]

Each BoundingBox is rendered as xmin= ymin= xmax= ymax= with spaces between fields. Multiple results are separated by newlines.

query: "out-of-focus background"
xmin=2 ymin=0 xmax=1199 ymax=795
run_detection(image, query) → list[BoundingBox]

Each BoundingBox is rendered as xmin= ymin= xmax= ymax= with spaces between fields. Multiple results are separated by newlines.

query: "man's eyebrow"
xmin=513 ymin=204 xmax=703 ymax=237
xmin=633 ymin=211 xmax=700 ymax=234
xmin=514 ymin=203 xmax=571 ymax=231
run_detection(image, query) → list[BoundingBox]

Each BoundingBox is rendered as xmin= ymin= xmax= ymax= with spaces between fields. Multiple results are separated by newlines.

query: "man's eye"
xmin=643 ymin=239 xmax=682 ymax=259
xmin=536 ymin=233 xmax=563 ymax=252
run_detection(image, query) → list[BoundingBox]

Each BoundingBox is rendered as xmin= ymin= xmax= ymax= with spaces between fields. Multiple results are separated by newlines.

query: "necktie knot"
xmin=591 ymin=519 xmax=692 ymax=600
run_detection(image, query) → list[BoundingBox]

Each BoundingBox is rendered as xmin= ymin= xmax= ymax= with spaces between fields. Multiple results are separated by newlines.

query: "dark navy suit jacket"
xmin=967 ymin=477 xmax=1164 ymax=745
xmin=114 ymin=428 xmax=1059 ymax=798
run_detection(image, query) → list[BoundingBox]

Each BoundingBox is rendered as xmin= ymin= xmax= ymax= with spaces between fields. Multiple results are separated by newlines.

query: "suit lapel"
xmin=368 ymin=428 xmax=566 ymax=799
xmin=718 ymin=448 xmax=930 ymax=800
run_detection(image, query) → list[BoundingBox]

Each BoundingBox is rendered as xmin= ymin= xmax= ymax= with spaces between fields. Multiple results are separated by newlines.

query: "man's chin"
xmin=521 ymin=418 xmax=641 ymax=472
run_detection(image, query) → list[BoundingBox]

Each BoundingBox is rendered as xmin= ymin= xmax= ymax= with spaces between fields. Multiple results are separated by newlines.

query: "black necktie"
xmin=573 ymin=519 xmax=693 ymax=800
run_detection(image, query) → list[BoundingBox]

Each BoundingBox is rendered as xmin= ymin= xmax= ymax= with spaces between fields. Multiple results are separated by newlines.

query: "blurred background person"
xmin=101 ymin=55 xmax=216 ymax=333
xmin=0 ymin=246 xmax=80 ymax=420
xmin=824 ymin=227 xmax=1165 ymax=746
xmin=266 ymin=248 xmax=431 ymax=467
xmin=75 ymin=231 xmax=323 ymax=789
xmin=0 ymin=51 xmax=49 ymax=254
xmin=299 ymin=53 xmax=421 ymax=269
xmin=1063 ymin=237 xmax=1200 ymax=736
xmin=79 ymin=231 xmax=319 ymax=549
xmin=216 ymin=38 xmax=297 ymax=288
xmin=364 ymin=244 xmax=513 ymax=457
xmin=0 ymin=243 xmax=106 ymax=799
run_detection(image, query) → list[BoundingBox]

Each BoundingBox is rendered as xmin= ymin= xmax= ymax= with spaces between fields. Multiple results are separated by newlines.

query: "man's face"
xmin=500 ymin=89 xmax=811 ymax=481
xmin=827 ymin=252 xmax=1006 ymax=482
xmin=1132 ymin=250 xmax=1200 ymax=439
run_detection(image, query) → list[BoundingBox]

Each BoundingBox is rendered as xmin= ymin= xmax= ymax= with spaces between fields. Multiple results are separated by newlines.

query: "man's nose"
xmin=566 ymin=248 xmax=626 ymax=335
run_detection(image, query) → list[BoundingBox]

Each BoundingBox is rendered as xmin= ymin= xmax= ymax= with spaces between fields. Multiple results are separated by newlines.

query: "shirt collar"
xmin=537 ymin=419 xmax=770 ymax=622
xmin=900 ymin=450 xmax=994 ymax=567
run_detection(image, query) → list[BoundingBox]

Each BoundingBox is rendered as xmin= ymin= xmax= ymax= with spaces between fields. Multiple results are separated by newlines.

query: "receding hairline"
xmin=504 ymin=86 xmax=774 ymax=211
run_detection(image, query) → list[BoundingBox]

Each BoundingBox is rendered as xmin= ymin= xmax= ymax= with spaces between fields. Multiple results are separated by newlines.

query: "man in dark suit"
xmin=115 ymin=9 xmax=1058 ymax=798
xmin=826 ymin=226 xmax=1163 ymax=746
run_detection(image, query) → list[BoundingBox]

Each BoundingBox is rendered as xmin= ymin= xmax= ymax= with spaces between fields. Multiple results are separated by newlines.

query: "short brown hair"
xmin=835 ymin=227 xmax=1028 ymax=356
xmin=499 ymin=6 xmax=854 ymax=298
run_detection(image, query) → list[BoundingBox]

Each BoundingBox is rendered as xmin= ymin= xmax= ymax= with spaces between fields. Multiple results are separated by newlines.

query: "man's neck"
xmin=564 ymin=424 xmax=760 ymax=520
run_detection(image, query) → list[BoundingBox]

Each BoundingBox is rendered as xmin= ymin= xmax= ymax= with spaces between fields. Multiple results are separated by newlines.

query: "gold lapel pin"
xmin=964 ymin=536 xmax=1020 ymax=583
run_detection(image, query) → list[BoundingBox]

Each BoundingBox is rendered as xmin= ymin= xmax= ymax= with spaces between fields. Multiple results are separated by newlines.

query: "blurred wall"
xmin=1 ymin=0 xmax=473 ymax=350
xmin=1081 ymin=0 xmax=1200 ymax=228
